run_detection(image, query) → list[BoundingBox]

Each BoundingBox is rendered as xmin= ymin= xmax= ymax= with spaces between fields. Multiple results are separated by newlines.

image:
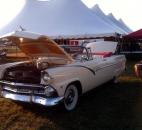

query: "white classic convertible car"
xmin=0 ymin=31 xmax=126 ymax=111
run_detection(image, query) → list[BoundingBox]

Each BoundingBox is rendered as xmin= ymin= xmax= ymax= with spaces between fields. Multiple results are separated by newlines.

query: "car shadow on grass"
xmin=13 ymin=78 xmax=142 ymax=130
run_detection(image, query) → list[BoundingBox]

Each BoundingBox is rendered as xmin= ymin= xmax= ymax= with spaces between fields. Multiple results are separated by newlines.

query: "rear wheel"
xmin=64 ymin=84 xmax=78 ymax=111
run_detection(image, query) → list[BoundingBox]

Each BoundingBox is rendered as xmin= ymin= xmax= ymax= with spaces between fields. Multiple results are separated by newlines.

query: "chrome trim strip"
xmin=72 ymin=65 xmax=96 ymax=75
xmin=0 ymin=80 xmax=53 ymax=95
xmin=67 ymin=65 xmax=96 ymax=76
xmin=1 ymin=90 xmax=64 ymax=106
xmin=0 ymin=80 xmax=44 ymax=88
xmin=3 ymin=86 xmax=32 ymax=94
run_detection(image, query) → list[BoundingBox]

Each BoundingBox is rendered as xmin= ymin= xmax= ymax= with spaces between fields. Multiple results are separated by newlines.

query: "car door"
xmin=80 ymin=58 xmax=114 ymax=90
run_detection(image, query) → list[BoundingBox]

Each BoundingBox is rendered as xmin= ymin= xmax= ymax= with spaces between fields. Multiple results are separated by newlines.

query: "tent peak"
xmin=108 ymin=13 xmax=114 ymax=18
xmin=92 ymin=4 xmax=103 ymax=12
xmin=0 ymin=0 xmax=120 ymax=36
xmin=118 ymin=19 xmax=133 ymax=32
xmin=92 ymin=4 xmax=100 ymax=9
xmin=119 ymin=18 xmax=123 ymax=22
xmin=108 ymin=13 xmax=118 ymax=22
xmin=92 ymin=4 xmax=105 ymax=15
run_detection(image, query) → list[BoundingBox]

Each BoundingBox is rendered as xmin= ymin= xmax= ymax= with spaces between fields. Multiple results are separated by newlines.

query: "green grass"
xmin=0 ymin=59 xmax=142 ymax=130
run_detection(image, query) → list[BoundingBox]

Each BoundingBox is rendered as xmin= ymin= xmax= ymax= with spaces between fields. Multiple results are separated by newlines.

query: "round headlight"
xmin=43 ymin=72 xmax=52 ymax=82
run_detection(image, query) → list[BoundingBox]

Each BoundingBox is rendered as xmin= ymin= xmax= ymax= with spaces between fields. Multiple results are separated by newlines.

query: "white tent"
xmin=107 ymin=13 xmax=131 ymax=33
xmin=91 ymin=4 xmax=127 ymax=34
xmin=0 ymin=0 xmax=120 ymax=38
xmin=118 ymin=18 xmax=132 ymax=33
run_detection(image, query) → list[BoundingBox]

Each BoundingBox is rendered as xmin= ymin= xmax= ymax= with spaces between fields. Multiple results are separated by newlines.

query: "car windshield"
xmin=61 ymin=45 xmax=92 ymax=61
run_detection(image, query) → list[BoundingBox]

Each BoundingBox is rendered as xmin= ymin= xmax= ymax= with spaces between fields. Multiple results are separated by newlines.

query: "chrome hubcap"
xmin=65 ymin=89 xmax=75 ymax=106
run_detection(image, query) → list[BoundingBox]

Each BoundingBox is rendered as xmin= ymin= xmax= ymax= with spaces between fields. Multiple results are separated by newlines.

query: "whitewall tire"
xmin=64 ymin=84 xmax=78 ymax=111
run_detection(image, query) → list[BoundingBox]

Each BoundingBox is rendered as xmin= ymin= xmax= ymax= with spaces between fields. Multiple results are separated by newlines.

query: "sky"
xmin=82 ymin=0 xmax=142 ymax=31
xmin=0 ymin=0 xmax=141 ymax=31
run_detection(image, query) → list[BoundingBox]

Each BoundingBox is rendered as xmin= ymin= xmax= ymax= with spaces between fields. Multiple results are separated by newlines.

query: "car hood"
xmin=0 ymin=31 xmax=73 ymax=63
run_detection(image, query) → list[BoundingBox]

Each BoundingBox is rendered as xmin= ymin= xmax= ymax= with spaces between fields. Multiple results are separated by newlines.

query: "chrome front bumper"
xmin=0 ymin=81 xmax=64 ymax=107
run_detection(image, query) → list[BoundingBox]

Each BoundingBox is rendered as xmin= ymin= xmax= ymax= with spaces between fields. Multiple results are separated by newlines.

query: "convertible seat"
xmin=82 ymin=52 xmax=113 ymax=58
xmin=93 ymin=52 xmax=113 ymax=58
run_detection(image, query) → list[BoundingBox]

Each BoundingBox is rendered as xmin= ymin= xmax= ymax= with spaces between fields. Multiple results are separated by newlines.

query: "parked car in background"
xmin=0 ymin=31 xmax=126 ymax=111
xmin=134 ymin=60 xmax=142 ymax=77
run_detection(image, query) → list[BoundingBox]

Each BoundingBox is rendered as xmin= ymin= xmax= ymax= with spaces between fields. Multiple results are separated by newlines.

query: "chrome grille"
xmin=1 ymin=82 xmax=45 ymax=95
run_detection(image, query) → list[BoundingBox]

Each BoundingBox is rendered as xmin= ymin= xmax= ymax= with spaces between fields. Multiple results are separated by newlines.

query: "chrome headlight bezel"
xmin=42 ymin=71 xmax=52 ymax=83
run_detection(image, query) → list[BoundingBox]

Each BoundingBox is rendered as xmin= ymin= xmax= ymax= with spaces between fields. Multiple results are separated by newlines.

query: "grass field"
xmin=0 ymin=59 xmax=142 ymax=130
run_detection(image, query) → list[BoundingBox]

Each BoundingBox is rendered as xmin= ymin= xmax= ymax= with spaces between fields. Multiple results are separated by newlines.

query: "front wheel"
xmin=64 ymin=84 xmax=78 ymax=111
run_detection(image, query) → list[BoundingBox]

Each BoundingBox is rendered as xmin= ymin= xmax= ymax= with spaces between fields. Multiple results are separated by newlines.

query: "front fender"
xmin=41 ymin=66 xmax=95 ymax=97
xmin=51 ymin=78 xmax=81 ymax=97
xmin=42 ymin=68 xmax=82 ymax=96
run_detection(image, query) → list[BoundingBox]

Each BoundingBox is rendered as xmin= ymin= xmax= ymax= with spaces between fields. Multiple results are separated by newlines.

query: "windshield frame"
xmin=60 ymin=45 xmax=93 ymax=61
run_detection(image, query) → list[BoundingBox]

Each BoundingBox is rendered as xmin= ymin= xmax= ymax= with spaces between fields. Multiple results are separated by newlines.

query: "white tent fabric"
xmin=0 ymin=0 xmax=120 ymax=38
xmin=107 ymin=13 xmax=131 ymax=33
xmin=118 ymin=19 xmax=132 ymax=33
xmin=91 ymin=4 xmax=127 ymax=34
